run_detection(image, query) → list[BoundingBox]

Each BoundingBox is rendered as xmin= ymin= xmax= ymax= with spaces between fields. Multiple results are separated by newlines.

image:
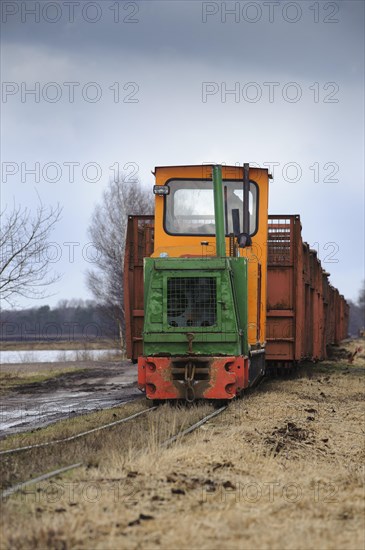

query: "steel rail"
xmin=0 ymin=407 xmax=156 ymax=456
xmin=1 ymin=463 xmax=83 ymax=499
xmin=161 ymin=405 xmax=227 ymax=447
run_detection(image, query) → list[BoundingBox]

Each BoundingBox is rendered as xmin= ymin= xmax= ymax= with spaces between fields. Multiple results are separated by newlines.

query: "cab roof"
xmin=154 ymin=164 xmax=273 ymax=179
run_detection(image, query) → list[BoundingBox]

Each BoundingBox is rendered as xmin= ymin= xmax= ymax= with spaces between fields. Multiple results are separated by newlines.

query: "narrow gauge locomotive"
xmin=124 ymin=164 xmax=348 ymax=402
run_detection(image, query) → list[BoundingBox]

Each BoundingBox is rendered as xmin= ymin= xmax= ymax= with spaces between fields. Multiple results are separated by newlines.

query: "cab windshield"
xmin=164 ymin=179 xmax=258 ymax=236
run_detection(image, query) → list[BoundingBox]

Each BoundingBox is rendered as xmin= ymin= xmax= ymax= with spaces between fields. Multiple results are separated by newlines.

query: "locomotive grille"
xmin=167 ymin=277 xmax=217 ymax=328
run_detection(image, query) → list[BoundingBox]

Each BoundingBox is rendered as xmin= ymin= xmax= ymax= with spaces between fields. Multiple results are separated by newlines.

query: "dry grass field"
xmin=1 ymin=340 xmax=364 ymax=550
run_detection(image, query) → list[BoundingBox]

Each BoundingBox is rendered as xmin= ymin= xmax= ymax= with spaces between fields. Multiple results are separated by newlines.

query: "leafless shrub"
xmin=86 ymin=176 xmax=153 ymax=346
xmin=0 ymin=201 xmax=62 ymax=307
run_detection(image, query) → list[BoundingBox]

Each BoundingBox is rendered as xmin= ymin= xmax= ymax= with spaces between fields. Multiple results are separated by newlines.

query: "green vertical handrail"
xmin=212 ymin=165 xmax=226 ymax=258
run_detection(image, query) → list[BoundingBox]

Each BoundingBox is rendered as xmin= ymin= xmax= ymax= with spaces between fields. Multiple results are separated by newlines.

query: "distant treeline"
xmin=348 ymin=301 xmax=365 ymax=337
xmin=347 ymin=281 xmax=365 ymax=337
xmin=1 ymin=296 xmax=364 ymax=343
xmin=0 ymin=299 xmax=119 ymax=342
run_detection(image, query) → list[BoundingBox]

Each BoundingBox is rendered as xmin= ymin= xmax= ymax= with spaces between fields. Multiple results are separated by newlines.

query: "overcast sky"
xmin=1 ymin=0 xmax=364 ymax=308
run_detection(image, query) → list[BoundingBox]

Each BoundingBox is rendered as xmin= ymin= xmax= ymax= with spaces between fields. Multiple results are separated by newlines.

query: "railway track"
xmin=0 ymin=406 xmax=155 ymax=456
xmin=1 ymin=404 xmax=227 ymax=499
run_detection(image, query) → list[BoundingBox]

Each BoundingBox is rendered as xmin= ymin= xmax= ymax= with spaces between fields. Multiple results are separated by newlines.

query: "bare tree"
xmin=86 ymin=176 xmax=153 ymax=346
xmin=348 ymin=281 xmax=365 ymax=336
xmin=0 ymin=202 xmax=62 ymax=307
xmin=358 ymin=280 xmax=365 ymax=310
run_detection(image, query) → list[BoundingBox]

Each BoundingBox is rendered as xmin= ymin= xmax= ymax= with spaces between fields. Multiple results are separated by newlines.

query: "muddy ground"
xmin=0 ymin=360 xmax=139 ymax=437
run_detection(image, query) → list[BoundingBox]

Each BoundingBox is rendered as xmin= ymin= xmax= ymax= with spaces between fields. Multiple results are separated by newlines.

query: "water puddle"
xmin=0 ymin=349 xmax=118 ymax=364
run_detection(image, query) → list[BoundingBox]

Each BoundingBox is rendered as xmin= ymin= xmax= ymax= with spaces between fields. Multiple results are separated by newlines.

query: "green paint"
xmin=143 ymin=257 xmax=248 ymax=358
xmin=155 ymin=258 xmax=226 ymax=270
xmin=212 ymin=165 xmax=226 ymax=258
xmin=229 ymin=257 xmax=249 ymax=355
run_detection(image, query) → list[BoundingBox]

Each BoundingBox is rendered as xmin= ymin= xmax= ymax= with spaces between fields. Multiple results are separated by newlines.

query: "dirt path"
xmin=0 ymin=361 xmax=139 ymax=437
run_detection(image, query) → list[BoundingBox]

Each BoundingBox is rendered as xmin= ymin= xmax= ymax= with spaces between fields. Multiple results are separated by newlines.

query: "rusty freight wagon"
xmin=124 ymin=164 xmax=348 ymax=402
xmin=266 ymin=215 xmax=348 ymax=367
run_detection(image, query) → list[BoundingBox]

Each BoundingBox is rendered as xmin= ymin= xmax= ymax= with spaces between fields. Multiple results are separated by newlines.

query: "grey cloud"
xmin=2 ymin=1 xmax=364 ymax=80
